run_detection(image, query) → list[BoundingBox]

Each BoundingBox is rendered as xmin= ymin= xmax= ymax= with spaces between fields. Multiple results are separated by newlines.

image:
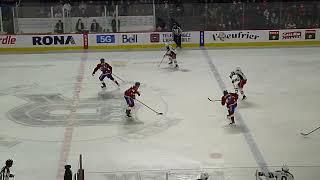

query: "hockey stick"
xmin=158 ymin=50 xmax=169 ymax=68
xmin=135 ymin=99 xmax=163 ymax=115
xmin=300 ymin=126 xmax=320 ymax=136
xmin=158 ymin=55 xmax=166 ymax=68
xmin=208 ymin=98 xmax=221 ymax=102
xmin=112 ymin=73 xmax=126 ymax=82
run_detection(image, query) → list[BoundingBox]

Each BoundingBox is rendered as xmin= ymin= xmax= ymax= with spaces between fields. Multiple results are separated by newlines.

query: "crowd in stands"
xmin=154 ymin=0 xmax=320 ymax=31
xmin=1 ymin=0 xmax=320 ymax=34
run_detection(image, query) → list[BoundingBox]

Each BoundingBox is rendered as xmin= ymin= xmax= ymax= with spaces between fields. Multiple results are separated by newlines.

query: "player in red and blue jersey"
xmin=124 ymin=82 xmax=141 ymax=117
xmin=221 ymin=90 xmax=239 ymax=125
xmin=92 ymin=58 xmax=119 ymax=88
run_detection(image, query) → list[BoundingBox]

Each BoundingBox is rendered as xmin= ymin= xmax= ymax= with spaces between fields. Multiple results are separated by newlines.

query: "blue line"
xmin=201 ymin=47 xmax=270 ymax=178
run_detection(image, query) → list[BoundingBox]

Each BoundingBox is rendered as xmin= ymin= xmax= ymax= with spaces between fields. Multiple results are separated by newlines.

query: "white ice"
xmin=0 ymin=47 xmax=319 ymax=180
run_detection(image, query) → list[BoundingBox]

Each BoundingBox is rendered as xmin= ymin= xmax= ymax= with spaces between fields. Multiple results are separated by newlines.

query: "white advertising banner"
xmin=205 ymin=30 xmax=269 ymax=43
xmin=0 ymin=34 xmax=83 ymax=48
xmin=154 ymin=31 xmax=199 ymax=44
xmin=118 ymin=33 xmax=146 ymax=45
xmin=0 ymin=35 xmax=21 ymax=47
xmin=89 ymin=31 xmax=199 ymax=46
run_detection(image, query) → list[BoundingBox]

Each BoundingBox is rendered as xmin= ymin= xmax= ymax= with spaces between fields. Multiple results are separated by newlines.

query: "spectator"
xmin=0 ymin=159 xmax=14 ymax=180
xmin=90 ymin=19 xmax=100 ymax=33
xmin=54 ymin=1 xmax=63 ymax=18
xmin=156 ymin=17 xmax=166 ymax=31
xmin=285 ymin=20 xmax=296 ymax=29
xmin=79 ymin=1 xmax=87 ymax=12
xmin=106 ymin=0 xmax=115 ymax=16
xmin=54 ymin=20 xmax=64 ymax=34
xmin=54 ymin=10 xmax=63 ymax=18
xmin=79 ymin=0 xmax=87 ymax=17
xmin=3 ymin=17 xmax=14 ymax=34
xmin=270 ymin=12 xmax=279 ymax=29
xmin=76 ymin=18 xmax=84 ymax=33
xmin=111 ymin=17 xmax=120 ymax=32
xmin=63 ymin=1 xmax=72 ymax=17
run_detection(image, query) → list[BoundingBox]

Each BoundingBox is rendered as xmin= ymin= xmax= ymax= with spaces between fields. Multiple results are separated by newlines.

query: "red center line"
xmin=56 ymin=52 xmax=88 ymax=180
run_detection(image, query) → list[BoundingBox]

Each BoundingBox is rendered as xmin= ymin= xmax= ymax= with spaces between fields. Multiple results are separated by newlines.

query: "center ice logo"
xmin=7 ymin=94 xmax=124 ymax=126
xmin=7 ymin=93 xmax=179 ymax=140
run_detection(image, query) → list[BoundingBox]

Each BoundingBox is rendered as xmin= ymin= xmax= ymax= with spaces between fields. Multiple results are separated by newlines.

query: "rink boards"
xmin=1 ymin=29 xmax=320 ymax=52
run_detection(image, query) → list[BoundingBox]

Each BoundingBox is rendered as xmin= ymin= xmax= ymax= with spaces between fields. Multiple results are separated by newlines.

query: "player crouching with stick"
xmin=124 ymin=82 xmax=141 ymax=117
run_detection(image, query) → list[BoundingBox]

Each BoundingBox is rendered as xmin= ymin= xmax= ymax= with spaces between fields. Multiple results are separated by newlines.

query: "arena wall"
xmin=0 ymin=29 xmax=320 ymax=53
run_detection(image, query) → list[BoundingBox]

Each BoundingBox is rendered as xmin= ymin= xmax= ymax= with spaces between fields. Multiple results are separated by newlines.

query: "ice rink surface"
xmin=0 ymin=47 xmax=320 ymax=180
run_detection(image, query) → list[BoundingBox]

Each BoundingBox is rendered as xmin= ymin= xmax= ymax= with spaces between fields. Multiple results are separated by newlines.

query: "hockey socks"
xmin=126 ymin=109 xmax=131 ymax=117
xmin=229 ymin=117 xmax=235 ymax=125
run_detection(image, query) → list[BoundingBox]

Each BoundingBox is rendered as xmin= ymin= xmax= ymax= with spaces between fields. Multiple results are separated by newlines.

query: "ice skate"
xmin=101 ymin=83 xmax=106 ymax=89
xmin=126 ymin=109 xmax=131 ymax=117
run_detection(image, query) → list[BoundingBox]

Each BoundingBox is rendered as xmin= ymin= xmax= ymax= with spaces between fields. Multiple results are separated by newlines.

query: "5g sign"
xmin=96 ymin=35 xmax=115 ymax=44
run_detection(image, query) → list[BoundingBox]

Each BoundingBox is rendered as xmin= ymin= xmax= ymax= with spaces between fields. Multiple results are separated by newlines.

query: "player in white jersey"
xmin=164 ymin=43 xmax=178 ymax=68
xmin=196 ymin=172 xmax=209 ymax=180
xmin=229 ymin=67 xmax=247 ymax=100
xmin=0 ymin=159 xmax=14 ymax=180
xmin=256 ymin=165 xmax=294 ymax=180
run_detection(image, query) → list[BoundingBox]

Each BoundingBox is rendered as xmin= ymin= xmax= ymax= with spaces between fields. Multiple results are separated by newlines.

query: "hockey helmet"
xmin=200 ymin=172 xmax=209 ymax=180
xmin=135 ymin=82 xmax=141 ymax=87
xmin=172 ymin=22 xmax=177 ymax=27
xmin=100 ymin=58 xmax=105 ymax=63
xmin=282 ymin=165 xmax=289 ymax=172
xmin=223 ymin=90 xmax=228 ymax=96
xmin=5 ymin=159 xmax=13 ymax=167
xmin=235 ymin=67 xmax=241 ymax=72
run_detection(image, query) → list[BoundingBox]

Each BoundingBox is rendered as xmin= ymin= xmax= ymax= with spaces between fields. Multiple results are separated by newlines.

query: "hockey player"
xmin=196 ymin=172 xmax=209 ymax=180
xmin=164 ymin=43 xmax=179 ymax=68
xmin=256 ymin=165 xmax=294 ymax=180
xmin=92 ymin=58 xmax=119 ymax=88
xmin=0 ymin=159 xmax=14 ymax=180
xmin=172 ymin=23 xmax=182 ymax=49
xmin=221 ymin=90 xmax=238 ymax=125
xmin=124 ymin=82 xmax=141 ymax=117
xmin=229 ymin=67 xmax=247 ymax=100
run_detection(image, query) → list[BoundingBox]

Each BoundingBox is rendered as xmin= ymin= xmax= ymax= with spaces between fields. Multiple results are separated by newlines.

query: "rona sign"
xmin=32 ymin=35 xmax=76 ymax=45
